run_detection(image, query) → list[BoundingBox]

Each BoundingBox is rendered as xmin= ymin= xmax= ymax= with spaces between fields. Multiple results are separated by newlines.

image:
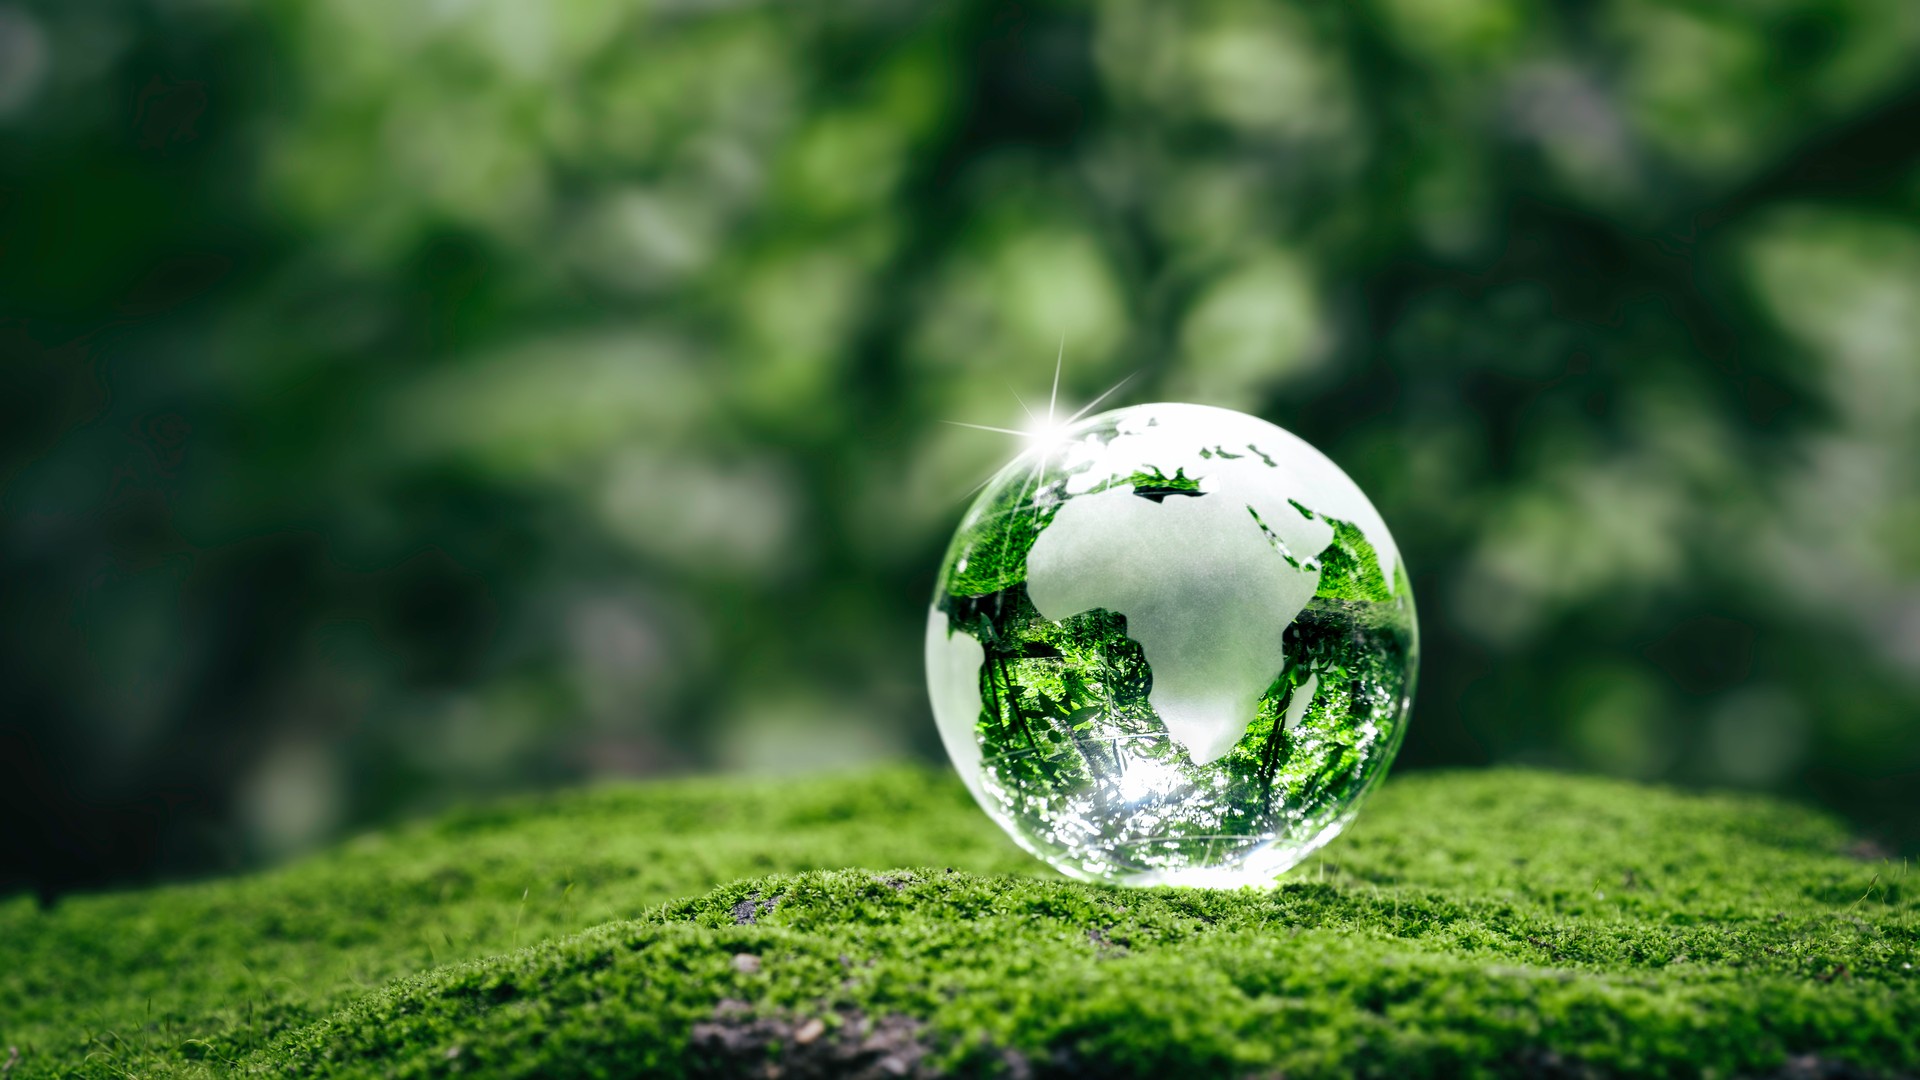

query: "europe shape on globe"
xmin=926 ymin=403 xmax=1417 ymax=886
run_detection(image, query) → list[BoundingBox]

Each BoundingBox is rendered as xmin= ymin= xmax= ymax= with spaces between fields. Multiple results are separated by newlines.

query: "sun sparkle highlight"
xmin=942 ymin=341 xmax=1138 ymax=462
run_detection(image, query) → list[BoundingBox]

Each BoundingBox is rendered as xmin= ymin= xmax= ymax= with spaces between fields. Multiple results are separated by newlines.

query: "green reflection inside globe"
xmin=926 ymin=403 xmax=1418 ymax=887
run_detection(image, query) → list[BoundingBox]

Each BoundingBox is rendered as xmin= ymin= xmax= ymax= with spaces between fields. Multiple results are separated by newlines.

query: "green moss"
xmin=1117 ymin=466 xmax=1203 ymax=502
xmin=1311 ymin=514 xmax=1394 ymax=604
xmin=0 ymin=770 xmax=1033 ymax=1078
xmin=3 ymin=769 xmax=1915 ymax=1078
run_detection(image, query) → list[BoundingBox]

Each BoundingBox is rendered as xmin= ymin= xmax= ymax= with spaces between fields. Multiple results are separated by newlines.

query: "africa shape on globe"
xmin=926 ymin=403 xmax=1417 ymax=887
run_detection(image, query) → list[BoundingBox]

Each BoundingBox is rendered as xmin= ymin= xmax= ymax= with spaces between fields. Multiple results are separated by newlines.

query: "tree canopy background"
xmin=3 ymin=0 xmax=1917 ymax=896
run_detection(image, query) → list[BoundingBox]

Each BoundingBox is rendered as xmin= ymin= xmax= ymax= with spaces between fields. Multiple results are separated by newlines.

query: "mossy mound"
xmin=0 ymin=770 xmax=1032 ymax=1077
xmin=3 ymin=769 xmax=1914 ymax=1078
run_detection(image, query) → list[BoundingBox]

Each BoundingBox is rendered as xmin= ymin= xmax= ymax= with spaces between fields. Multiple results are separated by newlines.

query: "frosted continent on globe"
xmin=926 ymin=403 xmax=1417 ymax=886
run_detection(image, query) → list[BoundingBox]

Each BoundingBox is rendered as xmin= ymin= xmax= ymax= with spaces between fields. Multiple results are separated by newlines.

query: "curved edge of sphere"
xmin=926 ymin=403 xmax=1417 ymax=887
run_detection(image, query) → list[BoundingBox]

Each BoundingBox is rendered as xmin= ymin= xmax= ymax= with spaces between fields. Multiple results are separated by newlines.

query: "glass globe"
xmin=925 ymin=403 xmax=1417 ymax=887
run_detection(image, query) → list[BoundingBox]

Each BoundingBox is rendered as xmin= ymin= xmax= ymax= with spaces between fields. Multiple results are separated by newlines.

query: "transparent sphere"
xmin=926 ymin=403 xmax=1417 ymax=887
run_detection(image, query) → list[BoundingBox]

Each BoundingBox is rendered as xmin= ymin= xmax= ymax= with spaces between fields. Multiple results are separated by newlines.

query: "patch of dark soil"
xmin=1508 ymin=1049 xmax=1910 ymax=1080
xmin=1506 ymin=1048 xmax=1607 ymax=1078
xmin=1754 ymin=1056 xmax=1916 ymax=1080
xmin=690 ymin=1000 xmax=946 ymax=1080
xmin=1084 ymin=926 xmax=1128 ymax=956
xmin=1845 ymin=839 xmax=1893 ymax=862
xmin=731 ymin=892 xmax=782 ymax=925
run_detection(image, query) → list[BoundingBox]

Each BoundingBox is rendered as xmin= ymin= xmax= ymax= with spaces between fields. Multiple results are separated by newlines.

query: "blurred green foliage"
xmin=2 ymin=0 xmax=1917 ymax=891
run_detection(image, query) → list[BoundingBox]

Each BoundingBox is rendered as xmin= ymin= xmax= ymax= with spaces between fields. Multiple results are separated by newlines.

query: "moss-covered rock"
xmin=2 ymin=768 xmax=1914 ymax=1078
